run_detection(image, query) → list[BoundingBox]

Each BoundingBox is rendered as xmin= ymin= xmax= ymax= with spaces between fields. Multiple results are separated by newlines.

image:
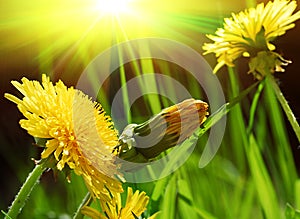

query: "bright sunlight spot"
xmin=96 ymin=0 xmax=132 ymax=15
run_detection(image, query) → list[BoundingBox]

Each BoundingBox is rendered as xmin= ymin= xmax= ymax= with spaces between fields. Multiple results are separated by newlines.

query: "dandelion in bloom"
xmin=203 ymin=0 xmax=300 ymax=79
xmin=4 ymin=75 xmax=123 ymax=200
xmin=81 ymin=187 xmax=159 ymax=219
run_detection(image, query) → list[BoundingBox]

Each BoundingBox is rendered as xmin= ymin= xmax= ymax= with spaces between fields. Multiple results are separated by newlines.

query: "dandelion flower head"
xmin=81 ymin=187 xmax=159 ymax=219
xmin=203 ymin=0 xmax=300 ymax=79
xmin=5 ymin=74 xmax=123 ymax=199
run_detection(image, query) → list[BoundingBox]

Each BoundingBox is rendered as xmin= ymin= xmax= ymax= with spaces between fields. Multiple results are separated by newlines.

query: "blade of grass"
xmin=158 ymin=174 xmax=177 ymax=219
xmin=177 ymin=179 xmax=198 ymax=219
xmin=264 ymin=77 xmax=298 ymax=201
xmin=192 ymin=206 xmax=218 ymax=219
xmin=246 ymin=79 xmax=265 ymax=134
xmin=246 ymin=134 xmax=281 ymax=219
xmin=238 ymin=179 xmax=257 ymax=219
xmin=151 ymin=177 xmax=168 ymax=201
xmin=225 ymin=67 xmax=248 ymax=171
xmin=139 ymin=45 xmax=161 ymax=114
xmin=296 ymin=180 xmax=300 ymax=210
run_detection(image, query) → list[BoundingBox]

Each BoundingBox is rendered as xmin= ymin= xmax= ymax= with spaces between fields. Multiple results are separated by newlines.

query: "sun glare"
xmin=96 ymin=0 xmax=132 ymax=15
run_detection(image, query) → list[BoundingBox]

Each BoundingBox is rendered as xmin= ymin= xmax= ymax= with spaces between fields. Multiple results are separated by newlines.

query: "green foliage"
xmin=286 ymin=204 xmax=300 ymax=219
xmin=127 ymin=64 xmax=298 ymax=219
xmin=4 ymin=3 xmax=299 ymax=218
xmin=83 ymin=8 xmax=299 ymax=217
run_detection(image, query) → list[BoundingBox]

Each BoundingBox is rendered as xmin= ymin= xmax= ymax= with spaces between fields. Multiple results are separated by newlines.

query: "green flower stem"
xmin=73 ymin=192 xmax=91 ymax=219
xmin=266 ymin=74 xmax=300 ymax=143
xmin=5 ymin=160 xmax=48 ymax=219
xmin=246 ymin=79 xmax=266 ymax=135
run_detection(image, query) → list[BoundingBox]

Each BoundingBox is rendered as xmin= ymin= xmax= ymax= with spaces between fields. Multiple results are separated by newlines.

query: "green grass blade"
xmin=246 ymin=80 xmax=265 ymax=134
xmin=246 ymin=134 xmax=281 ymax=219
xmin=158 ymin=175 xmax=177 ymax=219
xmin=264 ymin=78 xmax=298 ymax=201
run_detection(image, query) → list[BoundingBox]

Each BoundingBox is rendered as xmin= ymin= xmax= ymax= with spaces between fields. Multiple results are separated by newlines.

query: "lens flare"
xmin=96 ymin=0 xmax=132 ymax=15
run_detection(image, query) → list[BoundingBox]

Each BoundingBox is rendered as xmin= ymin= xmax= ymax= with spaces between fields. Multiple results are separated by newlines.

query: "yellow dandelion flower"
xmin=81 ymin=187 xmax=159 ymax=219
xmin=4 ymin=74 xmax=123 ymax=199
xmin=203 ymin=0 xmax=300 ymax=78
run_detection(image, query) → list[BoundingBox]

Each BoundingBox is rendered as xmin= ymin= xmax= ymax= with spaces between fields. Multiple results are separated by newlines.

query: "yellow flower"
xmin=5 ymin=74 xmax=123 ymax=200
xmin=203 ymin=0 xmax=300 ymax=78
xmin=81 ymin=187 xmax=159 ymax=219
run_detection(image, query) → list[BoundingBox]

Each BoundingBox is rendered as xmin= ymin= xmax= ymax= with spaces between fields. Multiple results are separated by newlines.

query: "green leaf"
xmin=246 ymin=134 xmax=281 ymax=219
xmin=158 ymin=175 xmax=177 ymax=219
xmin=152 ymin=177 xmax=168 ymax=201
